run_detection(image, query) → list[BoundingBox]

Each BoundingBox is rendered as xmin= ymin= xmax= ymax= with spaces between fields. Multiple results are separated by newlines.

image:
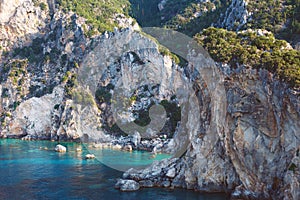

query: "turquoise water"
xmin=0 ymin=139 xmax=229 ymax=200
xmin=88 ymin=145 xmax=171 ymax=171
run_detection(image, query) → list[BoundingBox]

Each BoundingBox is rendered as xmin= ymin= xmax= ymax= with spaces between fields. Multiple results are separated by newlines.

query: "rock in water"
xmin=115 ymin=179 xmax=140 ymax=191
xmin=85 ymin=154 xmax=96 ymax=159
xmin=55 ymin=144 xmax=67 ymax=152
xmin=76 ymin=148 xmax=82 ymax=152
xmin=112 ymin=144 xmax=122 ymax=150
xmin=123 ymin=144 xmax=133 ymax=151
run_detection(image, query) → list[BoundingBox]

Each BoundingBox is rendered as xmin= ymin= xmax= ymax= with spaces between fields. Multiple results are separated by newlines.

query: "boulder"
xmin=85 ymin=154 xmax=96 ymax=159
xmin=76 ymin=148 xmax=82 ymax=152
xmin=166 ymin=167 xmax=176 ymax=178
xmin=115 ymin=179 xmax=140 ymax=191
xmin=55 ymin=144 xmax=67 ymax=152
xmin=162 ymin=180 xmax=171 ymax=187
xmin=123 ymin=144 xmax=133 ymax=151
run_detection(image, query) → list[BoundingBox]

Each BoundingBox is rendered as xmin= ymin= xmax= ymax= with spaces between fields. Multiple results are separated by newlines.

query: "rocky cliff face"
xmin=0 ymin=0 xmax=141 ymax=141
xmin=121 ymin=63 xmax=300 ymax=199
xmin=0 ymin=0 xmax=86 ymax=140
xmin=218 ymin=0 xmax=249 ymax=30
xmin=0 ymin=0 xmax=49 ymax=51
xmin=0 ymin=1 xmax=299 ymax=199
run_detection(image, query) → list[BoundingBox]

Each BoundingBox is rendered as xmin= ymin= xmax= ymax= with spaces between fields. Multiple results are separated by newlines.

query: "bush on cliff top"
xmin=195 ymin=27 xmax=300 ymax=88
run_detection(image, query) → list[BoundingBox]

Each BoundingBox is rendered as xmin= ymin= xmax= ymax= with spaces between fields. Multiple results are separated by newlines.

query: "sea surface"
xmin=0 ymin=139 xmax=229 ymax=200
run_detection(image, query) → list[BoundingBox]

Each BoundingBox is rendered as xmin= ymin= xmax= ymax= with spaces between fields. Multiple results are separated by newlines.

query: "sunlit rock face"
xmin=0 ymin=0 xmax=28 ymax=24
xmin=7 ymin=86 xmax=64 ymax=139
xmin=0 ymin=0 xmax=49 ymax=50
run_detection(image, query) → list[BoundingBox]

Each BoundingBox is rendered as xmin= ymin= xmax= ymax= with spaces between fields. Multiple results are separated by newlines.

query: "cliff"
xmin=0 ymin=1 xmax=299 ymax=199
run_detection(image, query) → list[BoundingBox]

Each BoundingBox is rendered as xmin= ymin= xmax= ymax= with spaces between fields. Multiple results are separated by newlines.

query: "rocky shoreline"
xmin=5 ymin=131 xmax=175 ymax=156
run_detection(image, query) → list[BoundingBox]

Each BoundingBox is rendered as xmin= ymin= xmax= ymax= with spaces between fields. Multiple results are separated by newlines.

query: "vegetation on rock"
xmin=195 ymin=27 xmax=300 ymax=87
xmin=57 ymin=0 xmax=130 ymax=35
xmin=130 ymin=0 xmax=228 ymax=36
xmin=129 ymin=0 xmax=161 ymax=27
xmin=246 ymin=0 xmax=300 ymax=37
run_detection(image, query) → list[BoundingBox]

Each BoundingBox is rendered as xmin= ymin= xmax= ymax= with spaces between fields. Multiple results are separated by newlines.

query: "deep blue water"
xmin=0 ymin=139 xmax=229 ymax=200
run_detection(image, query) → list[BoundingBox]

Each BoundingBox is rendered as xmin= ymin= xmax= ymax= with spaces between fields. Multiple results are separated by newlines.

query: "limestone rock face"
xmin=218 ymin=0 xmax=249 ymax=30
xmin=0 ymin=0 xmax=49 ymax=50
xmin=7 ymin=86 xmax=64 ymax=139
xmin=0 ymin=0 xmax=33 ymax=24
xmin=121 ymin=62 xmax=300 ymax=199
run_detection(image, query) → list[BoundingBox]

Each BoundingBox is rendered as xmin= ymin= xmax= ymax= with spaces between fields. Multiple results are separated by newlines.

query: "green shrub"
xmin=95 ymin=87 xmax=112 ymax=103
xmin=129 ymin=0 xmax=161 ymax=27
xmin=158 ymin=46 xmax=180 ymax=64
xmin=8 ymin=101 xmax=20 ymax=110
xmin=54 ymin=104 xmax=60 ymax=110
xmin=39 ymin=2 xmax=47 ymax=11
xmin=1 ymin=88 xmax=9 ymax=98
xmin=133 ymin=107 xmax=151 ymax=127
xmin=72 ymin=89 xmax=95 ymax=106
xmin=7 ymin=60 xmax=28 ymax=86
xmin=13 ymin=37 xmax=44 ymax=63
xmin=288 ymin=163 xmax=298 ymax=173
xmin=195 ymin=27 xmax=300 ymax=87
xmin=105 ymin=123 xmax=127 ymax=137
xmin=57 ymin=0 xmax=130 ymax=34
